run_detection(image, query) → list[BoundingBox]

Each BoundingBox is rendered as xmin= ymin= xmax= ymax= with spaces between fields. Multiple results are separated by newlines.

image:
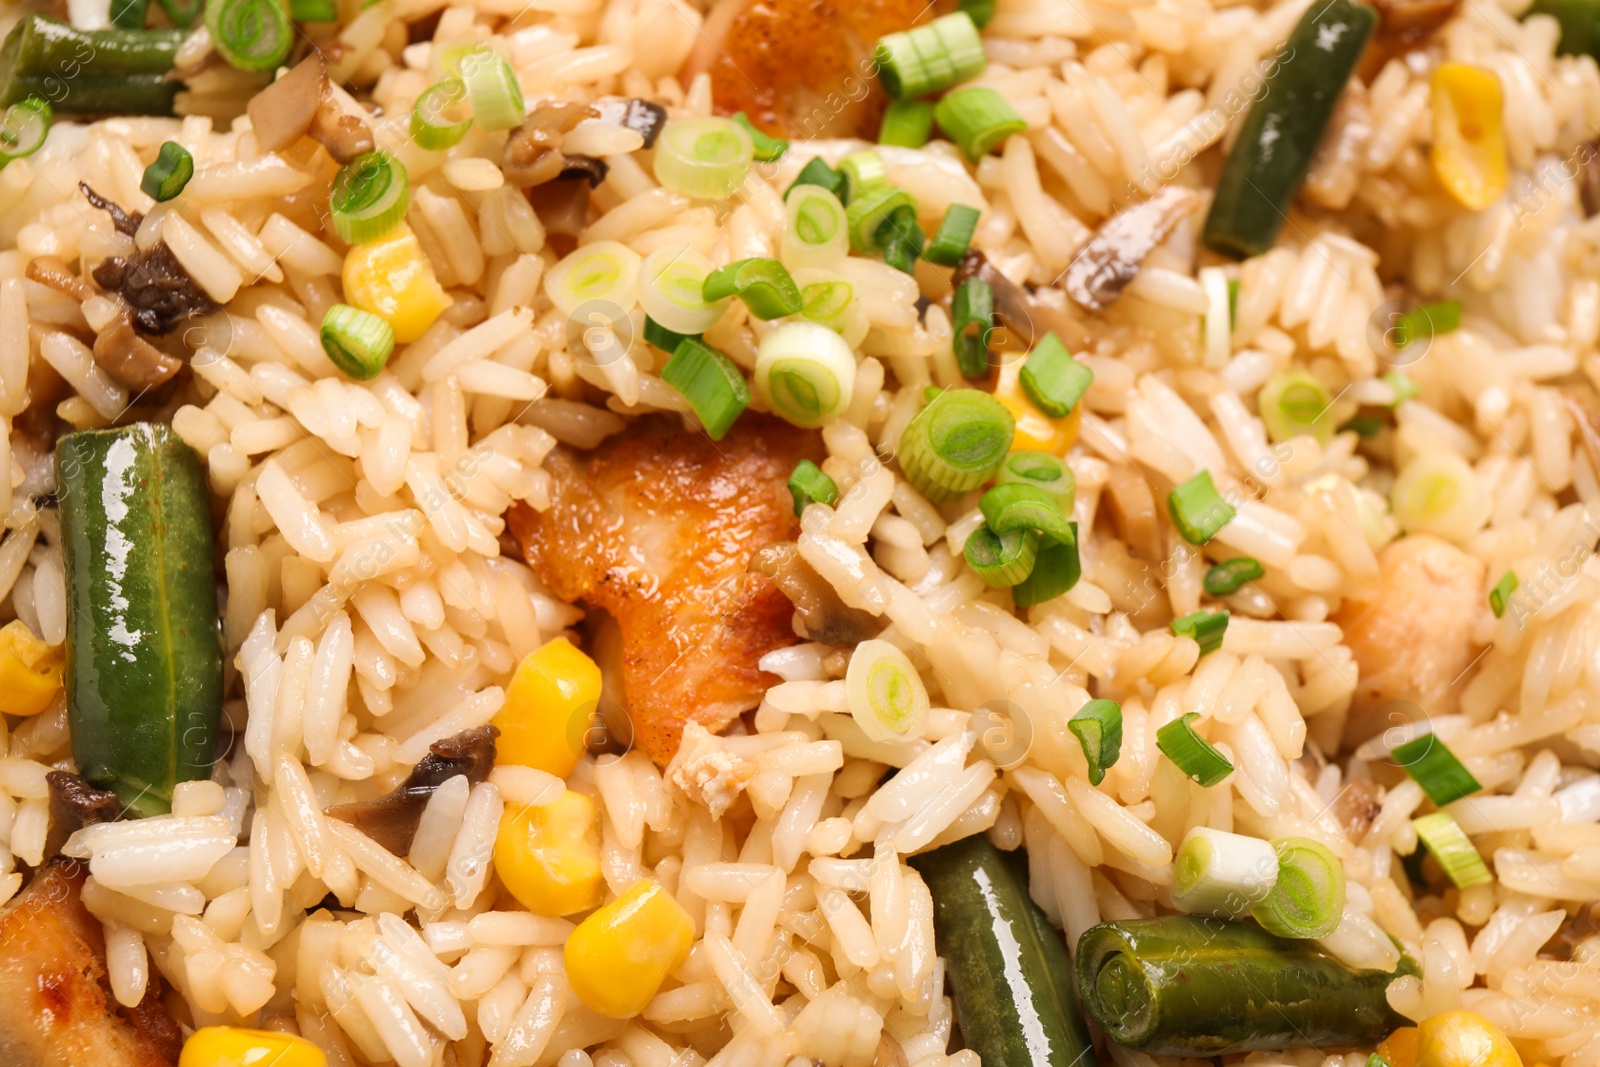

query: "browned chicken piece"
xmin=509 ymin=416 xmax=822 ymax=764
xmin=683 ymin=0 xmax=935 ymax=138
xmin=0 ymin=860 xmax=180 ymax=1067
xmin=1334 ymin=534 xmax=1485 ymax=733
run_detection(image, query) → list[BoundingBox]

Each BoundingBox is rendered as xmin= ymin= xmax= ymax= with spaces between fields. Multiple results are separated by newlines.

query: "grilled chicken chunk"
xmin=509 ymin=416 xmax=821 ymax=764
xmin=0 ymin=860 xmax=179 ymax=1067
xmin=683 ymin=0 xmax=933 ymax=138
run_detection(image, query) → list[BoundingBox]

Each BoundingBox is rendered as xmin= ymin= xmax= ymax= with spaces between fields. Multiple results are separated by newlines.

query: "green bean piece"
xmin=0 ymin=15 xmax=185 ymax=113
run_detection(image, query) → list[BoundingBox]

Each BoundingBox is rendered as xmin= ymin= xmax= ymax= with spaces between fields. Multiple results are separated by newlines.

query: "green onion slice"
xmin=877 ymin=205 xmax=923 ymax=275
xmin=964 ymin=524 xmax=1038 ymax=588
xmin=898 ymin=388 xmax=1015 ymax=503
xmin=788 ymin=459 xmax=838 ymax=516
xmin=1067 ymin=698 xmax=1121 ymax=785
xmin=926 ymin=203 xmax=980 ymax=267
xmin=782 ymin=186 xmax=849 ymax=270
xmin=1252 ymin=836 xmax=1345 ymax=939
xmin=638 ymin=247 xmax=730 ymax=335
xmin=997 ymin=450 xmax=1075 ymax=511
xmin=1340 ymin=412 xmax=1385 ymax=437
xmin=951 ymin=276 xmax=994 ymax=379
xmin=874 ymin=12 xmax=986 ymax=100
xmin=1019 ymin=332 xmax=1092 ymax=418
xmin=545 ymin=240 xmax=642 ymax=319
xmin=799 ymin=279 xmax=855 ymax=334
xmin=1413 ymin=812 xmax=1491 ymax=888
xmin=1168 ymin=470 xmax=1235 ymax=545
xmin=1259 ymin=370 xmax=1335 ymax=444
xmin=1203 ymin=557 xmax=1263 ymax=597
xmin=655 ymin=116 xmax=754 ymax=200
xmin=290 ymin=0 xmax=337 ymax=20
xmin=158 ymin=0 xmax=203 ymax=26
xmin=980 ymin=482 xmax=1073 ymax=545
xmin=661 ymin=337 xmax=749 ymax=441
xmin=1012 ymin=535 xmax=1079 ymax=606
xmin=1395 ymin=300 xmax=1462 ymax=348
xmin=1490 ymin=570 xmax=1518 ymax=618
xmin=703 ymin=258 xmax=802 ymax=320
xmin=1390 ymin=733 xmax=1481 ymax=806
xmin=934 ymin=86 xmax=1026 ymax=161
xmin=1170 ymin=609 xmax=1229 ymax=655
xmin=838 ymin=150 xmax=887 ymax=202
xmin=206 ymin=0 xmax=292 ymax=72
xmin=140 ymin=141 xmax=193 ymax=202
xmin=1382 ymin=370 xmax=1419 ymax=406
xmin=320 ymin=304 xmax=396 ymax=380
xmin=879 ymin=99 xmax=934 ymax=148
xmin=845 ymin=638 xmax=929 ymax=743
xmin=844 ymin=183 xmax=916 ymax=253
xmin=0 ymin=97 xmax=51 ymax=164
xmin=785 ymin=157 xmax=846 ymax=201
xmin=1156 ymin=712 xmax=1233 ymax=787
xmin=1172 ymin=826 xmax=1279 ymax=919
xmin=731 ymin=111 xmax=788 ymax=162
xmin=411 ymin=79 xmax=473 ymax=151
xmin=329 ymin=151 xmax=410 ymax=245
xmin=1390 ymin=452 xmax=1486 ymax=537
xmin=1369 ymin=1056 xmax=1392 ymax=1067
xmin=644 ymin=316 xmax=695 ymax=353
xmin=457 ymin=46 xmax=524 ymax=131
xmin=754 ymin=321 xmax=856 ymax=429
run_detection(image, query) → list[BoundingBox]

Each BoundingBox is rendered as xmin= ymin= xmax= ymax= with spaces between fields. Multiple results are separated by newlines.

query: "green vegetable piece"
xmin=980 ymin=482 xmax=1074 ymax=545
xmin=206 ymin=0 xmax=293 ymax=73
xmin=290 ymin=0 xmax=338 ymax=20
xmin=1203 ymin=557 xmax=1263 ymax=596
xmin=643 ymin=316 xmax=696 ymax=353
xmin=1171 ymin=609 xmax=1229 ymax=655
xmin=897 ymin=388 xmax=1015 ymax=503
xmin=1020 ymin=332 xmax=1092 ymax=418
xmin=958 ymin=0 xmax=996 ymax=28
xmin=1524 ymin=0 xmax=1600 ymax=57
xmin=1168 ymin=469 xmax=1234 ymax=544
xmin=951 ymin=276 xmax=994 ymax=379
xmin=140 ymin=140 xmax=193 ymax=202
xmin=1075 ymin=916 xmax=1415 ymax=1055
xmin=1340 ymin=412 xmax=1385 ymax=437
xmin=1252 ymin=836 xmax=1344 ymax=940
xmin=57 ymin=424 xmax=223 ymax=817
xmin=1011 ymin=536 xmax=1080 ymax=606
xmin=785 ymin=156 xmax=845 ymax=201
xmin=964 ymin=523 xmax=1038 ymax=588
xmin=661 ymin=337 xmax=748 ymax=441
xmin=0 ymin=16 xmax=186 ymax=114
xmin=1382 ymin=370 xmax=1419 ymax=405
xmin=1394 ymin=300 xmax=1461 ymax=348
xmin=1156 ymin=711 xmax=1233 ymax=785
xmin=926 ymin=203 xmax=980 ymax=267
xmin=878 ymin=99 xmax=934 ymax=148
xmin=935 ymin=85 xmax=1026 ymax=161
xmin=1391 ymin=733 xmax=1482 ymax=806
xmin=320 ymin=303 xmax=395 ymax=380
xmin=110 ymin=0 xmax=151 ymax=30
xmin=702 ymin=258 xmax=802 ymax=320
xmin=1068 ymin=698 xmax=1122 ymax=785
xmin=788 ymin=459 xmax=838 ymax=516
xmin=909 ymin=835 xmax=1096 ymax=1067
xmin=731 ymin=111 xmax=789 ymax=162
xmin=1490 ymin=569 xmax=1518 ymax=618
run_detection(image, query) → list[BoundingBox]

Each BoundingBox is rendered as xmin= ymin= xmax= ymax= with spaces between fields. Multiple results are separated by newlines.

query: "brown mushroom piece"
xmin=502 ymin=102 xmax=597 ymax=188
xmin=24 ymin=256 xmax=93 ymax=302
xmin=1332 ymin=777 xmax=1382 ymax=844
xmin=589 ymin=98 xmax=667 ymax=148
xmin=44 ymin=771 xmax=120 ymax=862
xmin=325 ymin=725 xmax=499 ymax=855
xmin=246 ymin=53 xmax=328 ymax=153
xmin=750 ymin=541 xmax=883 ymax=647
xmin=950 ymin=249 xmax=1090 ymax=354
xmin=92 ymin=314 xmax=185 ymax=391
xmin=310 ymin=97 xmax=377 ymax=165
xmin=1060 ymin=185 xmax=1204 ymax=312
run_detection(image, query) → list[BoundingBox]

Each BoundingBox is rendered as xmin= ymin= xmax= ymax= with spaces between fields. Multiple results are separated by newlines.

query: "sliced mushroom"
xmin=1578 ymin=143 xmax=1600 ymax=218
xmin=309 ymin=105 xmax=376 ymax=165
xmin=247 ymin=54 xmax=328 ymax=153
xmin=950 ymin=250 xmax=1089 ymax=353
xmin=93 ymin=314 xmax=185 ymax=390
xmin=79 ymin=182 xmax=141 ymax=239
xmin=84 ymin=186 xmax=219 ymax=337
xmin=44 ymin=771 xmax=120 ymax=864
xmin=526 ymin=179 xmax=593 ymax=238
xmin=750 ymin=541 xmax=883 ymax=647
xmin=25 ymin=256 xmax=93 ymax=303
xmin=325 ymin=725 xmax=499 ymax=855
xmin=1332 ymin=778 xmax=1382 ymax=844
xmin=589 ymin=98 xmax=667 ymax=149
xmin=503 ymin=103 xmax=598 ymax=188
xmin=1060 ymin=185 xmax=1204 ymax=312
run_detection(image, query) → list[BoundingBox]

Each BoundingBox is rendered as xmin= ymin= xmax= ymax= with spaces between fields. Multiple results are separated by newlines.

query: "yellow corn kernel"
xmin=564 ymin=878 xmax=694 ymax=1018
xmin=1416 ymin=1011 xmax=1522 ymax=1067
xmin=179 ymin=1026 xmax=328 ymax=1067
xmin=1431 ymin=63 xmax=1508 ymax=212
xmin=0 ymin=620 xmax=62 ymax=717
xmin=994 ymin=358 xmax=1081 ymax=454
xmin=495 ymin=789 xmax=604 ymax=917
xmin=492 ymin=637 xmax=602 ymax=778
xmin=341 ymin=223 xmax=452 ymax=343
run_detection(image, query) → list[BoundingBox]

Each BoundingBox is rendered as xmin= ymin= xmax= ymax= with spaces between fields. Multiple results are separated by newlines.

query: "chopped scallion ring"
xmin=845 ymin=639 xmax=929 ymax=743
xmin=1252 ymin=837 xmax=1345 ymax=939
xmin=1390 ymin=452 xmax=1488 ymax=540
xmin=1068 ymin=698 xmax=1121 ymax=785
xmin=320 ymin=304 xmax=396 ymax=380
xmin=545 ymin=241 xmax=642 ymax=319
xmin=874 ymin=12 xmax=986 ymax=100
xmin=934 ymin=86 xmax=1026 ymax=161
xmin=799 ymin=280 xmax=855 ymax=334
xmin=844 ymin=183 xmax=916 ymax=253
xmin=1019 ymin=332 xmax=1092 ymax=417
xmin=951 ymin=276 xmax=994 ymax=379
xmin=754 ymin=321 xmax=857 ymax=428
xmin=1340 ymin=413 xmax=1385 ymax=437
xmin=786 ymin=157 xmax=846 ymax=201
xmin=1172 ymin=827 xmax=1279 ymax=919
xmin=1490 ymin=569 xmax=1518 ymax=618
xmin=158 ymin=0 xmax=203 ymax=26
xmin=782 ymin=186 xmax=850 ymax=270
xmin=1412 ymin=811 xmax=1492 ymax=888
xmin=458 ymin=46 xmax=524 ymax=131
xmin=206 ymin=0 xmax=292 ymax=72
xmin=1395 ymin=299 xmax=1462 ymax=348
xmin=1382 ymin=370 xmax=1419 ymax=406
xmin=329 ymin=151 xmax=410 ymax=245
xmin=788 ymin=459 xmax=838 ymax=516
xmin=1012 ymin=534 xmax=1079 ymax=606
xmin=998 ymin=451 xmax=1075 ymax=512
xmin=655 ymin=116 xmax=754 ymax=200
xmin=661 ymin=337 xmax=749 ymax=441
xmin=980 ymin=482 xmax=1073 ymax=545
xmin=0 ymin=96 xmax=51 ymax=164
xmin=644 ymin=316 xmax=695 ymax=353
xmin=1390 ymin=733 xmax=1481 ymax=806
xmin=703 ymin=257 xmax=802 ymax=320
xmin=1168 ymin=470 xmax=1235 ymax=545
xmin=1259 ymin=370 xmax=1335 ymax=444
xmin=877 ymin=205 xmax=924 ymax=274
xmin=140 ymin=140 xmax=192 ymax=202
xmin=964 ymin=524 xmax=1038 ymax=588
xmin=731 ymin=112 xmax=788 ymax=162
xmin=1368 ymin=1056 xmax=1391 ymax=1067
xmin=290 ymin=0 xmax=337 ymax=20
xmin=1203 ymin=557 xmax=1263 ymax=597
xmin=838 ymin=150 xmax=887 ymax=202
xmin=925 ymin=203 xmax=980 ymax=267
xmin=637 ymin=247 xmax=730 ymax=335
xmin=1156 ymin=712 xmax=1233 ymax=787
xmin=411 ymin=79 xmax=473 ymax=151
xmin=1170 ymin=609 xmax=1229 ymax=655
xmin=879 ymin=99 xmax=934 ymax=148
xmin=898 ymin=388 xmax=1015 ymax=503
